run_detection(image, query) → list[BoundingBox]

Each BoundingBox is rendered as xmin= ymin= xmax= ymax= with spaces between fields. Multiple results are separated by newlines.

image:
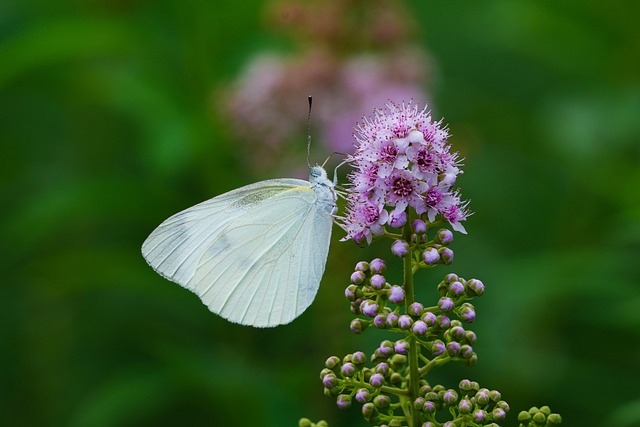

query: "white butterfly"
xmin=141 ymin=164 xmax=337 ymax=327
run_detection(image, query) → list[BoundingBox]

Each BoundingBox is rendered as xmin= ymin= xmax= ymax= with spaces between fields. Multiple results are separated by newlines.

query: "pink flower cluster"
xmin=341 ymin=102 xmax=470 ymax=244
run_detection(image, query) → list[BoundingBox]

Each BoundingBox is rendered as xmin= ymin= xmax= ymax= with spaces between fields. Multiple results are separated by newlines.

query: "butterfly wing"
xmin=141 ymin=178 xmax=309 ymax=290
xmin=194 ymin=185 xmax=333 ymax=327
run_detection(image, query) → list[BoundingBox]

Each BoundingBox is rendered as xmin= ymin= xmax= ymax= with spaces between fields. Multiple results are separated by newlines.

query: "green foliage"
xmin=1 ymin=0 xmax=638 ymax=426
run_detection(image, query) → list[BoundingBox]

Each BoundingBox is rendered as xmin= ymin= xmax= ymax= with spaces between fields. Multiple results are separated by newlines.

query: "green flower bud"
xmin=437 ymin=281 xmax=448 ymax=295
xmin=459 ymin=379 xmax=473 ymax=391
xmin=518 ymin=411 xmax=532 ymax=422
xmin=298 ymin=418 xmax=312 ymax=427
xmin=539 ymin=406 xmax=551 ymax=416
xmin=325 ymin=356 xmax=341 ymax=369
xmin=533 ymin=412 xmax=546 ymax=423
xmin=390 ymin=372 xmax=403 ymax=385
xmin=424 ymin=392 xmax=438 ymax=402
xmin=374 ymin=395 xmax=391 ymax=409
xmin=413 ymin=397 xmax=427 ymax=411
xmin=362 ymin=402 xmax=377 ymax=419
xmin=350 ymin=318 xmax=368 ymax=334
xmin=390 ymin=354 xmax=407 ymax=370
xmin=389 ymin=419 xmax=403 ymax=427
xmin=548 ymin=413 xmax=562 ymax=424
xmin=316 ymin=422 xmax=328 ymax=427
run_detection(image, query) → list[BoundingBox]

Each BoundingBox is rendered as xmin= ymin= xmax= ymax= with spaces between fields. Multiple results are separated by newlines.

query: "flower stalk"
xmin=302 ymin=102 xmax=561 ymax=427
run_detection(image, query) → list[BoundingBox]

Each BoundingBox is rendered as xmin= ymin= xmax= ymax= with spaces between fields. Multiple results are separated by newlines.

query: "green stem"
xmin=402 ymin=224 xmax=421 ymax=427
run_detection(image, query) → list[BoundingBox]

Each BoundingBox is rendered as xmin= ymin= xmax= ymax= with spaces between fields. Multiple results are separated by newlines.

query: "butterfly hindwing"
xmin=194 ymin=185 xmax=333 ymax=327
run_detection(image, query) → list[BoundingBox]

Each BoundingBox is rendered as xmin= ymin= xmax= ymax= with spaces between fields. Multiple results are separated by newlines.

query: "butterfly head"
xmin=309 ymin=165 xmax=329 ymax=184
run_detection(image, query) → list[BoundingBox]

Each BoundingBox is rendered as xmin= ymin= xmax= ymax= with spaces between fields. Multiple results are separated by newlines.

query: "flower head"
xmin=341 ymin=101 xmax=471 ymax=243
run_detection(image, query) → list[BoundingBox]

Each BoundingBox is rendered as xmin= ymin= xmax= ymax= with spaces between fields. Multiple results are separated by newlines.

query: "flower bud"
xmin=438 ymin=297 xmax=455 ymax=312
xmin=444 ymin=273 xmax=459 ymax=283
xmin=325 ymin=356 xmax=340 ymax=369
xmin=492 ymin=408 xmax=506 ymax=421
xmin=548 ymin=413 xmax=562 ymax=424
xmin=352 ymin=351 xmax=367 ymax=365
xmin=424 ymin=391 xmax=438 ymax=402
xmin=467 ymin=278 xmax=485 ymax=296
xmin=439 ymin=247 xmax=454 ymax=264
xmin=449 ymin=325 xmax=465 ymax=341
xmin=388 ymin=211 xmax=407 ymax=228
xmin=350 ymin=271 xmax=366 ymax=285
xmin=421 ymin=312 xmax=437 ymax=326
xmin=350 ymin=318 xmax=367 ymax=334
xmin=355 ymin=261 xmax=369 ymax=272
xmin=412 ymin=219 xmax=427 ymax=233
xmin=345 ymin=284 xmax=359 ymax=301
xmin=362 ymin=402 xmax=377 ymax=418
xmin=460 ymin=344 xmax=474 ymax=359
xmin=436 ymin=228 xmax=454 ymax=245
xmin=448 ymin=281 xmax=465 ymax=296
xmin=386 ymin=311 xmax=399 ymax=327
xmin=370 ymin=373 xmax=385 ymax=388
xmin=322 ymin=373 xmax=338 ymax=388
xmin=341 ymin=362 xmax=356 ymax=377
xmin=473 ymin=409 xmax=487 ymax=423
xmin=476 ymin=389 xmax=490 ymax=405
xmin=458 ymin=379 xmax=472 ymax=391
xmin=446 ymin=341 xmax=461 ymax=356
xmin=413 ymin=397 xmax=426 ymax=411
xmin=370 ymin=274 xmax=386 ymax=290
xmin=489 ymin=390 xmax=501 ymax=402
xmin=373 ymin=394 xmax=391 ymax=408
xmin=373 ymin=314 xmax=387 ymax=329
xmin=398 ymin=314 xmax=413 ymax=329
xmin=465 ymin=330 xmax=477 ymax=344
xmin=437 ymin=280 xmax=449 ymax=295
xmin=533 ymin=412 xmax=546 ymax=424
xmin=412 ymin=320 xmax=428 ymax=336
xmin=390 ymin=354 xmax=407 ymax=370
xmin=379 ymin=340 xmax=394 ymax=356
xmin=388 ymin=286 xmax=405 ymax=304
xmin=436 ymin=314 xmax=451 ymax=329
xmin=320 ymin=368 xmax=332 ymax=380
xmin=423 ymin=401 xmax=436 ymax=414
xmin=465 ymin=353 xmax=478 ymax=366
xmin=361 ymin=301 xmax=379 ymax=317
xmin=370 ymin=258 xmax=386 ymax=274
xmin=390 ymin=372 xmax=403 ymax=385
xmin=422 ymin=247 xmax=440 ymax=265
xmin=458 ymin=398 xmax=472 ymax=414
xmin=355 ymin=388 xmax=371 ymax=403
xmin=517 ymin=411 xmax=531 ymax=422
xmin=408 ymin=302 xmax=424 ymax=317
xmin=298 ymin=418 xmax=313 ymax=427
xmin=442 ymin=389 xmax=458 ymax=405
xmin=375 ymin=362 xmax=390 ymax=376
xmin=431 ymin=340 xmax=446 ymax=355
xmin=394 ymin=339 xmax=410 ymax=354
xmin=458 ymin=303 xmax=476 ymax=322
xmin=391 ymin=240 xmax=409 ymax=257
xmin=336 ymin=394 xmax=352 ymax=409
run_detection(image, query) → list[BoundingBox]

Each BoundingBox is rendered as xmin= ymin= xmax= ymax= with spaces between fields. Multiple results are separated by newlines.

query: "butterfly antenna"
xmin=306 ymin=96 xmax=313 ymax=168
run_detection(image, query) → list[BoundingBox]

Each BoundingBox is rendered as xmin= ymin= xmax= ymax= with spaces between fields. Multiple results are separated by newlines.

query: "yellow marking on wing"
xmin=287 ymin=186 xmax=314 ymax=193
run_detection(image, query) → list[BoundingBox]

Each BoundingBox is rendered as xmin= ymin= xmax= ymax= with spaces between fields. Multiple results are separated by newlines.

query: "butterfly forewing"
xmin=141 ymin=179 xmax=308 ymax=290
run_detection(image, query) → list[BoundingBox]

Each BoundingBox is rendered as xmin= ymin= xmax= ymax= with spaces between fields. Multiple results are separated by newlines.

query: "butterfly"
xmin=141 ymin=161 xmax=338 ymax=327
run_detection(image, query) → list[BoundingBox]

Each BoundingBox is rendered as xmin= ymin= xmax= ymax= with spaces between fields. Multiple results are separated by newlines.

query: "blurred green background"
xmin=1 ymin=0 xmax=639 ymax=426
